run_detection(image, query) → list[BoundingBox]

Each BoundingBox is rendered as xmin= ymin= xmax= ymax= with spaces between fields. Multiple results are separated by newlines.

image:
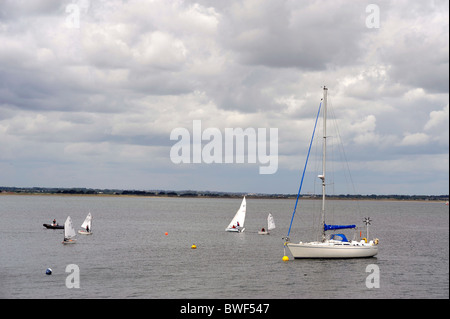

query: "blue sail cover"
xmin=324 ymin=224 xmax=356 ymax=231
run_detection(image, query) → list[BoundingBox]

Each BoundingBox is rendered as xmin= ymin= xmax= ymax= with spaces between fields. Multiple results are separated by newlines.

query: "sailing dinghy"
xmin=258 ymin=213 xmax=275 ymax=235
xmin=284 ymin=87 xmax=378 ymax=259
xmin=62 ymin=216 xmax=77 ymax=244
xmin=78 ymin=212 xmax=92 ymax=235
xmin=225 ymin=197 xmax=246 ymax=233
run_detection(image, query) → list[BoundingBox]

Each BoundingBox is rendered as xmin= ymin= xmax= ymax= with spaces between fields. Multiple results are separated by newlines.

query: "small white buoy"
xmin=46 ymin=268 xmax=52 ymax=275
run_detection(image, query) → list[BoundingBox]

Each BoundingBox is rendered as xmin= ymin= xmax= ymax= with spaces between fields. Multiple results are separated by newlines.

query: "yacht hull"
xmin=287 ymin=242 xmax=378 ymax=259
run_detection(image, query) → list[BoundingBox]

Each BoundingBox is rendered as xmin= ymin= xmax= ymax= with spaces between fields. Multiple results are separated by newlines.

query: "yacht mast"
xmin=320 ymin=86 xmax=328 ymax=241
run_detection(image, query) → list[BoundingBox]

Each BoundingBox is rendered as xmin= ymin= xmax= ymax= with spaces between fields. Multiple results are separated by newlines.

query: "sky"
xmin=0 ymin=0 xmax=448 ymax=195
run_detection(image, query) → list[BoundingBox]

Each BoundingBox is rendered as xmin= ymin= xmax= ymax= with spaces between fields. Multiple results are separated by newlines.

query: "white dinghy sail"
xmin=225 ymin=197 xmax=246 ymax=233
xmin=259 ymin=213 xmax=276 ymax=235
xmin=62 ymin=216 xmax=77 ymax=244
xmin=284 ymin=87 xmax=379 ymax=259
xmin=78 ymin=212 xmax=92 ymax=235
xmin=268 ymin=213 xmax=276 ymax=231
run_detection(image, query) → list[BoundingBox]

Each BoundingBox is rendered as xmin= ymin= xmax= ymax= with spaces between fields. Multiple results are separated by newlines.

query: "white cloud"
xmin=132 ymin=31 xmax=187 ymax=70
xmin=425 ymin=104 xmax=449 ymax=131
xmin=400 ymin=133 xmax=431 ymax=146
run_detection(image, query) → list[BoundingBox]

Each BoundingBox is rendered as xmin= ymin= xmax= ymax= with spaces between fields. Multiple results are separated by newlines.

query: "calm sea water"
xmin=0 ymin=195 xmax=448 ymax=299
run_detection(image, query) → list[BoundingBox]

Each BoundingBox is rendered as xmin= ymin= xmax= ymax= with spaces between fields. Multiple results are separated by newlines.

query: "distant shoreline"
xmin=1 ymin=187 xmax=448 ymax=202
xmin=0 ymin=193 xmax=448 ymax=203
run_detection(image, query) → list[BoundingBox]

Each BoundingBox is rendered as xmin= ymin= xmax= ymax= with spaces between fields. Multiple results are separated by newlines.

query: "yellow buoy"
xmin=191 ymin=244 xmax=197 ymax=249
xmin=282 ymin=255 xmax=289 ymax=261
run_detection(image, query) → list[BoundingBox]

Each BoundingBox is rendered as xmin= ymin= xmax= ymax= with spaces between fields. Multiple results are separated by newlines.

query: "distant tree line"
xmin=0 ymin=186 xmax=448 ymax=201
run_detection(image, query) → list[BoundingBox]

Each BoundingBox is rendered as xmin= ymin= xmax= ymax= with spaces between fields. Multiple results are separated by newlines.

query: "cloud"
xmin=0 ymin=0 xmax=448 ymax=195
xmin=361 ymin=0 xmax=449 ymax=94
xmin=400 ymin=133 xmax=431 ymax=146
xmin=219 ymin=0 xmax=370 ymax=70
xmin=425 ymin=104 xmax=449 ymax=132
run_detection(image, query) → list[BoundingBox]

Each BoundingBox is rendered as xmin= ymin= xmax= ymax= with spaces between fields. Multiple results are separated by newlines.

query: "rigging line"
xmin=328 ymin=102 xmax=363 ymax=218
xmin=286 ymin=101 xmax=322 ymax=239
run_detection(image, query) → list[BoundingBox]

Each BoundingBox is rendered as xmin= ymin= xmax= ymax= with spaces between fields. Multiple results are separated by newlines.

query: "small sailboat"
xmin=258 ymin=213 xmax=276 ymax=235
xmin=62 ymin=216 xmax=77 ymax=244
xmin=284 ymin=87 xmax=378 ymax=259
xmin=78 ymin=212 xmax=92 ymax=235
xmin=225 ymin=197 xmax=246 ymax=233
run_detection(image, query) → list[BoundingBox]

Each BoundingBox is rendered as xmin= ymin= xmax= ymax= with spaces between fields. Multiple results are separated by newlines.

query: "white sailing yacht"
xmin=258 ymin=213 xmax=275 ymax=235
xmin=225 ymin=197 xmax=246 ymax=232
xmin=78 ymin=212 xmax=92 ymax=235
xmin=285 ymin=87 xmax=378 ymax=259
xmin=62 ymin=216 xmax=77 ymax=244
